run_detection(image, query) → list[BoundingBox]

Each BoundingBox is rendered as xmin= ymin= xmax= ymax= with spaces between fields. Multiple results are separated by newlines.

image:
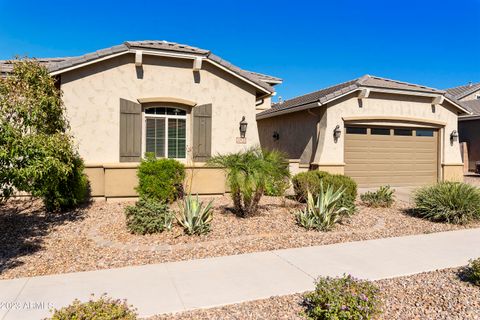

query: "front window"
xmin=145 ymin=107 xmax=186 ymax=159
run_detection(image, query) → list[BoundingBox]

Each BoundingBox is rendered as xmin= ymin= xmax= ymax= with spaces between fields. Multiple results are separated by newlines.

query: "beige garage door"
xmin=344 ymin=126 xmax=438 ymax=187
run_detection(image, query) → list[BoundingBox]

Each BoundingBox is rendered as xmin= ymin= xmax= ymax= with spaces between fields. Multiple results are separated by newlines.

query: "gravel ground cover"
xmin=153 ymin=268 xmax=480 ymax=320
xmin=1 ymin=191 xmax=480 ymax=280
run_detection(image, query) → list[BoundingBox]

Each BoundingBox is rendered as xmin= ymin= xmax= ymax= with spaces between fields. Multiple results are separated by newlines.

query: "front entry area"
xmin=344 ymin=125 xmax=439 ymax=187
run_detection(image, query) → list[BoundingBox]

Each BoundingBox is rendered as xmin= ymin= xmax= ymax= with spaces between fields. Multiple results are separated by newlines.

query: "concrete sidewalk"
xmin=1 ymin=228 xmax=480 ymax=320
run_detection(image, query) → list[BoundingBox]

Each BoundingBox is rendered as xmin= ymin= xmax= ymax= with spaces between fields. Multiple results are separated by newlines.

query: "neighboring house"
xmin=446 ymin=82 xmax=480 ymax=171
xmin=257 ymin=75 xmax=469 ymax=187
xmin=0 ymin=41 xmax=282 ymax=198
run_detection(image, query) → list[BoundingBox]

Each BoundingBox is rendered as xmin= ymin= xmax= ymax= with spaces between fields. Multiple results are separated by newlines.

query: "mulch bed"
xmin=1 ymin=191 xmax=480 ymax=280
xmin=152 ymin=268 xmax=480 ymax=320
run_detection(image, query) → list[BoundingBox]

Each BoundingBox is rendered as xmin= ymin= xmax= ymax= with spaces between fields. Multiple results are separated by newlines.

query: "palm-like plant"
xmin=208 ymin=148 xmax=290 ymax=217
xmin=177 ymin=194 xmax=214 ymax=235
xmin=296 ymin=183 xmax=348 ymax=231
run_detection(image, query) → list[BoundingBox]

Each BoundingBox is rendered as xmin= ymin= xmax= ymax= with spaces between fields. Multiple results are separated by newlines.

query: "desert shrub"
xmin=40 ymin=155 xmax=90 ymax=212
xmin=413 ymin=182 xmax=480 ymax=224
xmin=48 ymin=294 xmax=137 ymax=320
xmin=264 ymin=175 xmax=290 ymax=196
xmin=463 ymin=257 xmax=480 ymax=286
xmin=208 ymin=148 xmax=289 ymax=217
xmin=177 ymin=194 xmax=214 ymax=235
xmin=0 ymin=59 xmax=89 ymax=212
xmin=303 ymin=274 xmax=382 ymax=320
xmin=293 ymin=171 xmax=357 ymax=213
xmin=296 ymin=185 xmax=349 ymax=231
xmin=125 ymin=198 xmax=174 ymax=234
xmin=360 ymin=185 xmax=394 ymax=208
xmin=136 ymin=153 xmax=185 ymax=203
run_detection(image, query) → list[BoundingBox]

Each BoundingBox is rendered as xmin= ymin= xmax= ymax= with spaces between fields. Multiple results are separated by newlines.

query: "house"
xmin=446 ymin=82 xmax=480 ymax=171
xmin=0 ymin=41 xmax=282 ymax=198
xmin=257 ymin=75 xmax=469 ymax=187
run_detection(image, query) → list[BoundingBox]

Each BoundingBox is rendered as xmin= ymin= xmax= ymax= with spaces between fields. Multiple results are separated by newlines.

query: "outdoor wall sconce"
xmin=273 ymin=131 xmax=280 ymax=141
xmin=239 ymin=116 xmax=248 ymax=138
xmin=333 ymin=125 xmax=342 ymax=142
xmin=450 ymin=130 xmax=458 ymax=142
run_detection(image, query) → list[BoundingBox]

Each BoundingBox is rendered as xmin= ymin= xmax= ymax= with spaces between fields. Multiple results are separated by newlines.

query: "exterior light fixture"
xmin=450 ymin=130 xmax=459 ymax=142
xmin=273 ymin=131 xmax=280 ymax=141
xmin=333 ymin=125 xmax=342 ymax=141
xmin=239 ymin=116 xmax=248 ymax=138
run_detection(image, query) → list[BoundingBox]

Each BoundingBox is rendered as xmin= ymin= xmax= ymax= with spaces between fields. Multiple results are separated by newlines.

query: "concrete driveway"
xmin=358 ymin=186 xmax=416 ymax=203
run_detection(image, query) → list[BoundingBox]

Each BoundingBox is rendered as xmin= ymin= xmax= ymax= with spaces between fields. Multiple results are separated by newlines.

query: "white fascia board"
xmin=49 ymin=51 xmax=130 ymax=76
xmin=205 ymin=59 xmax=271 ymax=95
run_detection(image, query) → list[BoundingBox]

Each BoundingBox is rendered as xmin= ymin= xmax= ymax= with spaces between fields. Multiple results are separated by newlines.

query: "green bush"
xmin=208 ymin=148 xmax=290 ymax=217
xmin=303 ymin=274 xmax=382 ymax=320
xmin=41 ymin=155 xmax=90 ymax=212
xmin=413 ymin=182 xmax=480 ymax=224
xmin=360 ymin=185 xmax=394 ymax=208
xmin=0 ymin=59 xmax=90 ymax=212
xmin=293 ymin=171 xmax=357 ymax=213
xmin=296 ymin=185 xmax=349 ymax=231
xmin=48 ymin=295 xmax=137 ymax=320
xmin=463 ymin=257 xmax=480 ymax=286
xmin=136 ymin=153 xmax=185 ymax=203
xmin=125 ymin=198 xmax=174 ymax=235
xmin=264 ymin=175 xmax=290 ymax=196
xmin=177 ymin=194 xmax=214 ymax=235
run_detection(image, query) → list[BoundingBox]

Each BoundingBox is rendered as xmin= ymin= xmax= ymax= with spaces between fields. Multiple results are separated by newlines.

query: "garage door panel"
xmin=344 ymin=126 xmax=438 ymax=187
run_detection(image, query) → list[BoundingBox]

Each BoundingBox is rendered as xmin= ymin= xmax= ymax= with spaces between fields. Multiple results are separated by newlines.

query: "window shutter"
xmin=193 ymin=103 xmax=212 ymax=162
xmin=119 ymin=98 xmax=142 ymax=162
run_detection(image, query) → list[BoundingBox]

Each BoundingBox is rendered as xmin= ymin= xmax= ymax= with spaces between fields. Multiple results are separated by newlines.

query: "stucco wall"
xmin=316 ymin=92 xmax=462 ymax=167
xmin=459 ymin=89 xmax=480 ymax=101
xmin=459 ymin=119 xmax=480 ymax=171
xmin=60 ymin=54 xmax=263 ymax=164
xmin=257 ymin=107 xmax=324 ymax=164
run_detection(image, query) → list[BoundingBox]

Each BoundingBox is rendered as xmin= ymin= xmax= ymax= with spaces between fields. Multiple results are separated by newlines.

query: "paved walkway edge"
xmin=1 ymin=228 xmax=480 ymax=320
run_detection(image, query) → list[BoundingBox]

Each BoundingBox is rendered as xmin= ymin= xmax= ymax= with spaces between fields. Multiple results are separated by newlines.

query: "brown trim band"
xmin=342 ymin=116 xmax=447 ymax=127
xmin=137 ymin=97 xmax=197 ymax=107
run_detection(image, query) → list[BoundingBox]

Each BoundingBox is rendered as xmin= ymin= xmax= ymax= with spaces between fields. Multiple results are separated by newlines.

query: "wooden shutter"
xmin=119 ymin=98 xmax=142 ymax=162
xmin=193 ymin=103 xmax=212 ymax=162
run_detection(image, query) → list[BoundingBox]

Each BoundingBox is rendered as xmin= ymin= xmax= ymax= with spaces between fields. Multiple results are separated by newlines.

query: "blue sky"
xmin=0 ymin=0 xmax=479 ymax=101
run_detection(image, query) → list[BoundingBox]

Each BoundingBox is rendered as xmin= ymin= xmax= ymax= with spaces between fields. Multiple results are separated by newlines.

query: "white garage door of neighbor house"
xmin=344 ymin=126 xmax=439 ymax=187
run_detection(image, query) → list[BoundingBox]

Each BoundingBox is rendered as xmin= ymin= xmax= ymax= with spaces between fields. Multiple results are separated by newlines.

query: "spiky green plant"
xmin=177 ymin=194 xmax=214 ymax=235
xmin=296 ymin=184 xmax=349 ymax=231
xmin=360 ymin=185 xmax=395 ymax=208
xmin=208 ymin=148 xmax=290 ymax=217
xmin=413 ymin=182 xmax=480 ymax=224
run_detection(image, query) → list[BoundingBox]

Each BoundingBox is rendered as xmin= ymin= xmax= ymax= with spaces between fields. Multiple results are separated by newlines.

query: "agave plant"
xmin=177 ymin=194 xmax=214 ymax=235
xmin=295 ymin=183 xmax=348 ymax=231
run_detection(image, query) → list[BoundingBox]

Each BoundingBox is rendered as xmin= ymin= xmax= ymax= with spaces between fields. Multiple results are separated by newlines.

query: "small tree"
xmin=208 ymin=148 xmax=290 ymax=217
xmin=0 ymin=59 xmax=89 ymax=211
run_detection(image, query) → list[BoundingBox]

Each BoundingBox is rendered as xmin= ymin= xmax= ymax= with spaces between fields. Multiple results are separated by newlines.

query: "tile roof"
xmin=257 ymin=75 xmax=444 ymax=119
xmin=460 ymin=99 xmax=480 ymax=117
xmin=446 ymin=82 xmax=480 ymax=99
xmin=0 ymin=40 xmax=280 ymax=94
xmin=244 ymin=70 xmax=282 ymax=84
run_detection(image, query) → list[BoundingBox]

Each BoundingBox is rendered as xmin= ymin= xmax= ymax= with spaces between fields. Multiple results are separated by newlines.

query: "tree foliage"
xmin=208 ymin=148 xmax=290 ymax=217
xmin=0 ymin=59 xmax=89 ymax=211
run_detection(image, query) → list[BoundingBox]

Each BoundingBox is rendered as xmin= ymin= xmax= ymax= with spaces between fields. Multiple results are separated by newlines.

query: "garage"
xmin=344 ymin=126 xmax=439 ymax=187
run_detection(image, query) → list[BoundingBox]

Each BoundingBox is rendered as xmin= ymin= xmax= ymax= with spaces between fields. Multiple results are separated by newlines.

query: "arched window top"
xmin=145 ymin=107 xmax=186 ymax=116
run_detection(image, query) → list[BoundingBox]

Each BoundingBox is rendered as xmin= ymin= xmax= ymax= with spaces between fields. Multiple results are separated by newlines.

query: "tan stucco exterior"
xmin=61 ymin=54 xmax=266 ymax=164
xmin=85 ymin=163 xmax=227 ymax=198
xmin=258 ymin=108 xmax=324 ymax=164
xmin=458 ymin=89 xmax=480 ymax=102
xmin=258 ymin=91 xmax=464 ymax=183
xmin=459 ymin=118 xmax=480 ymax=171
